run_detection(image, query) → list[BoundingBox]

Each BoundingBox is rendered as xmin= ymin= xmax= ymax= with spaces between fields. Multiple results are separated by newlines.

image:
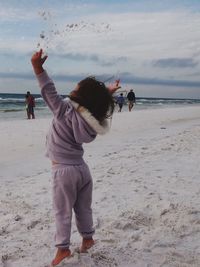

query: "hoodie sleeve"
xmin=36 ymin=70 xmax=70 ymax=117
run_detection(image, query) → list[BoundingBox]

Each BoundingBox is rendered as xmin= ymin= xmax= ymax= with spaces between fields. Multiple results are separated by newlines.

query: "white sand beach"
xmin=1 ymin=106 xmax=200 ymax=267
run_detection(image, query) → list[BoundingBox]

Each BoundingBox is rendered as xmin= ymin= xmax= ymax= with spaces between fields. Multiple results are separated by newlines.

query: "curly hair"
xmin=69 ymin=77 xmax=115 ymax=123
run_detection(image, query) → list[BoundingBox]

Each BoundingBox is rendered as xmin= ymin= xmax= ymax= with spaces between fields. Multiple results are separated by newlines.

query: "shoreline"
xmin=1 ymin=103 xmax=200 ymax=122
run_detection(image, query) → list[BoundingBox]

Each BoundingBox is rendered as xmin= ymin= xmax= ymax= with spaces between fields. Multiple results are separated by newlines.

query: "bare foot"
xmin=51 ymin=248 xmax=71 ymax=266
xmin=80 ymin=238 xmax=95 ymax=253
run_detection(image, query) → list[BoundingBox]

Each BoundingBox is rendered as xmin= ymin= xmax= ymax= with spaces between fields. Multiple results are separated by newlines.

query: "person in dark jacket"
xmin=127 ymin=89 xmax=135 ymax=111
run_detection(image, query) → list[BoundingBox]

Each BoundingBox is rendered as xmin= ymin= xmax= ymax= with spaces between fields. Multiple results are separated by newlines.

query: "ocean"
xmin=1 ymin=93 xmax=200 ymax=121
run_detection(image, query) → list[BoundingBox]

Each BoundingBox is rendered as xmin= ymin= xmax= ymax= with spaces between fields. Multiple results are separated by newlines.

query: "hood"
xmin=70 ymin=100 xmax=110 ymax=135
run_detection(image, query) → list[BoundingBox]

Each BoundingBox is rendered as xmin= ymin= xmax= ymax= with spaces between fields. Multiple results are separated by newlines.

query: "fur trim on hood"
xmin=70 ymin=100 xmax=110 ymax=135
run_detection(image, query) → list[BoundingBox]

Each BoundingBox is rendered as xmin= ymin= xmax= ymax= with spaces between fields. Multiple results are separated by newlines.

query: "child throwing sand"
xmin=31 ymin=49 xmax=120 ymax=266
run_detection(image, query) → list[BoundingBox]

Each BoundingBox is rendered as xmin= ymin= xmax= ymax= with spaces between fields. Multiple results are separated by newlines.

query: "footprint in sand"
xmin=101 ymin=238 xmax=115 ymax=243
xmin=107 ymin=168 xmax=115 ymax=175
xmin=27 ymin=220 xmax=40 ymax=230
xmin=91 ymin=251 xmax=118 ymax=266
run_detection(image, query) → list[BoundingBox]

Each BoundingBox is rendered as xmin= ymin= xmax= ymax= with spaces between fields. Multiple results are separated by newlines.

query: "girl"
xmin=31 ymin=49 xmax=120 ymax=266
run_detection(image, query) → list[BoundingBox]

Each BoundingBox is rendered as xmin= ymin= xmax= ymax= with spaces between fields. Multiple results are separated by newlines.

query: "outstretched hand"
xmin=107 ymin=79 xmax=121 ymax=95
xmin=31 ymin=49 xmax=48 ymax=75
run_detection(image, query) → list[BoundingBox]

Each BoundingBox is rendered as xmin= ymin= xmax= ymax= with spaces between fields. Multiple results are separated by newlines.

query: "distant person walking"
xmin=25 ymin=91 xmax=35 ymax=119
xmin=117 ymin=93 xmax=125 ymax=112
xmin=127 ymin=89 xmax=135 ymax=111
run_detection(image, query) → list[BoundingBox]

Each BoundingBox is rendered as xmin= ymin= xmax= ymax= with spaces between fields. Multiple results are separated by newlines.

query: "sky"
xmin=0 ymin=0 xmax=200 ymax=98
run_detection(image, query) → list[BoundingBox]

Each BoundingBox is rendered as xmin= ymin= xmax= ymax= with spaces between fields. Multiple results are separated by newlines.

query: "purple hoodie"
xmin=36 ymin=71 xmax=109 ymax=164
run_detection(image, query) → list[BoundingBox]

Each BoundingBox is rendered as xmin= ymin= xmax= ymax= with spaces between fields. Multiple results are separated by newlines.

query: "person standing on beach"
xmin=127 ymin=89 xmax=135 ymax=111
xmin=25 ymin=91 xmax=35 ymax=119
xmin=31 ymin=49 xmax=120 ymax=266
xmin=25 ymin=93 xmax=29 ymax=119
xmin=117 ymin=93 xmax=125 ymax=112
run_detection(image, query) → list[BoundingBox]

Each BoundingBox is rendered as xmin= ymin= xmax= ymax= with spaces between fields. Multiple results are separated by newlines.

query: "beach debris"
xmin=160 ymin=209 xmax=170 ymax=216
xmin=0 ymin=226 xmax=8 ymax=235
xmin=37 ymin=9 xmax=112 ymax=50
xmin=40 ymin=32 xmax=45 ymax=39
xmin=14 ymin=215 xmax=22 ymax=221
xmin=38 ymin=11 xmax=52 ymax=21
xmin=2 ymin=254 xmax=9 ymax=263
xmin=27 ymin=220 xmax=40 ymax=230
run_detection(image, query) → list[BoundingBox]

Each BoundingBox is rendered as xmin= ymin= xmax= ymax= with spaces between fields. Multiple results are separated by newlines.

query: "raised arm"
xmin=31 ymin=49 xmax=67 ymax=116
xmin=107 ymin=79 xmax=121 ymax=94
xmin=31 ymin=49 xmax=47 ymax=75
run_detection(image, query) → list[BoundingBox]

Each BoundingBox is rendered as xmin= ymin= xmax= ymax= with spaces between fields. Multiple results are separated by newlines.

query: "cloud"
xmin=153 ymin=58 xmax=198 ymax=68
xmin=0 ymin=6 xmax=38 ymax=22
xmin=0 ymin=71 xmax=86 ymax=83
xmin=51 ymin=52 xmax=127 ymax=66
xmin=119 ymin=72 xmax=200 ymax=87
xmin=0 ymin=72 xmax=34 ymax=80
xmin=1 ymin=71 xmax=200 ymax=88
xmin=1 ymin=10 xmax=200 ymax=63
xmin=0 ymin=1 xmax=96 ymax=23
xmin=1 ymin=4 xmax=200 ymax=97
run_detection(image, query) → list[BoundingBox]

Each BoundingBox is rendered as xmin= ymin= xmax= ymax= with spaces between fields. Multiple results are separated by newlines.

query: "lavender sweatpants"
xmin=52 ymin=162 xmax=95 ymax=248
